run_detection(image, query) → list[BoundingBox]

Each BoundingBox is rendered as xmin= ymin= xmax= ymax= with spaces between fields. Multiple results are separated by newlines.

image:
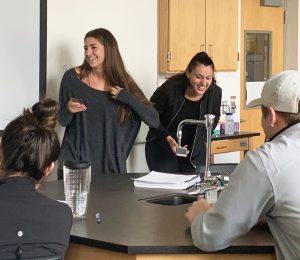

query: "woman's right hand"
xmin=67 ymin=98 xmax=87 ymax=113
xmin=166 ymin=136 xmax=179 ymax=155
xmin=166 ymin=135 xmax=189 ymax=156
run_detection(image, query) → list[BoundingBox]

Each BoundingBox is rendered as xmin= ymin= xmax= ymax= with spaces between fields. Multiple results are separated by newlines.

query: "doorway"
xmin=240 ymin=0 xmax=284 ymax=151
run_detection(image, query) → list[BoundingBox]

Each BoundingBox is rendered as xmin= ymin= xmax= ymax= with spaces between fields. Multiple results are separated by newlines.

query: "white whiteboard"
xmin=0 ymin=0 xmax=41 ymax=130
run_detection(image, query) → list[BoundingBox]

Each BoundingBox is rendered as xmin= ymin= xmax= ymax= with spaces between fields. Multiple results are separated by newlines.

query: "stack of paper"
xmin=132 ymin=171 xmax=200 ymax=190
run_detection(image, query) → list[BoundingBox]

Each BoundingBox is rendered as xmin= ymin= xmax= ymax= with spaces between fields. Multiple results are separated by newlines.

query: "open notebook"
xmin=132 ymin=171 xmax=200 ymax=190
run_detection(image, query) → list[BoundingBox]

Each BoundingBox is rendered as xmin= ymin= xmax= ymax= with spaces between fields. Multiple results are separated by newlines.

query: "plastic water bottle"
xmin=63 ymin=161 xmax=91 ymax=218
xmin=65 ymin=192 xmax=88 ymax=217
xmin=225 ymin=112 xmax=234 ymax=135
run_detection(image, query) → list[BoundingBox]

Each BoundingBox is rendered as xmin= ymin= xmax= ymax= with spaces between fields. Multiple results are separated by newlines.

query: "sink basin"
xmin=146 ymin=194 xmax=198 ymax=206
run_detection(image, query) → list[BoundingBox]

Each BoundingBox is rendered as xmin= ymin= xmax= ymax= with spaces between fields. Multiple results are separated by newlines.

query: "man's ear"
xmin=269 ymin=107 xmax=277 ymax=127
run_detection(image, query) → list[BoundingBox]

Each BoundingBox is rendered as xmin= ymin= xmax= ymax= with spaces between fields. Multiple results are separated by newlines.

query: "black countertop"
xmin=212 ymin=131 xmax=260 ymax=141
xmin=40 ymin=173 xmax=274 ymax=255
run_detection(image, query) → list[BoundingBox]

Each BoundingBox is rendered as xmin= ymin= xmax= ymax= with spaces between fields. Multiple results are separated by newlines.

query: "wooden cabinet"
xmin=210 ymin=132 xmax=259 ymax=162
xmin=211 ymin=138 xmax=249 ymax=154
xmin=158 ymin=0 xmax=238 ymax=73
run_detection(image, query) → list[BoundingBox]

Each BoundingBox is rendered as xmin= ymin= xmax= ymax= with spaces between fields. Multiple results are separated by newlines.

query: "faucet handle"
xmin=176 ymin=146 xmax=189 ymax=157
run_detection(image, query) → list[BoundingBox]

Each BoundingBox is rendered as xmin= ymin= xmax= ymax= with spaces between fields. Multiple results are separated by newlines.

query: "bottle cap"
xmin=226 ymin=112 xmax=233 ymax=115
xmin=64 ymin=160 xmax=91 ymax=169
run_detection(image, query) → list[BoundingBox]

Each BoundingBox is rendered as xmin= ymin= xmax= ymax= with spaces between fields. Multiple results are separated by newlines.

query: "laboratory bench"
xmin=40 ymin=172 xmax=275 ymax=260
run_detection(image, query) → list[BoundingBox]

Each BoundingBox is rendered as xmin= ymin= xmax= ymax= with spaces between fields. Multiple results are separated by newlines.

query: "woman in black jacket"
xmin=146 ymin=52 xmax=222 ymax=173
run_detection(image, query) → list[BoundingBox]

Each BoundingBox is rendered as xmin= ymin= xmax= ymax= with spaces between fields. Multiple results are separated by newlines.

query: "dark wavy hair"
xmin=1 ymin=98 xmax=60 ymax=182
xmin=186 ymin=52 xmax=216 ymax=84
xmin=77 ymin=28 xmax=151 ymax=124
xmin=168 ymin=51 xmax=216 ymax=85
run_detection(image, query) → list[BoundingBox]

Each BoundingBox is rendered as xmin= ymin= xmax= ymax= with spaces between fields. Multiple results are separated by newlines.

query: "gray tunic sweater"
xmin=58 ymin=69 xmax=159 ymax=175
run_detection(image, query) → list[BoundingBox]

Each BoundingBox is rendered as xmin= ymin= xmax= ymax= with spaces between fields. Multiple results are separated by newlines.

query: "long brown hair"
xmin=78 ymin=28 xmax=151 ymax=124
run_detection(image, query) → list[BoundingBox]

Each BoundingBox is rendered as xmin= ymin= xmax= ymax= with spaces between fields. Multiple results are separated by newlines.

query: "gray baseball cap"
xmin=247 ymin=70 xmax=300 ymax=113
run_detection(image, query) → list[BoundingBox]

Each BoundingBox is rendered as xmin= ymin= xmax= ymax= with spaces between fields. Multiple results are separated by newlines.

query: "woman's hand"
xmin=166 ymin=136 xmax=189 ymax=156
xmin=109 ymin=85 xmax=122 ymax=100
xmin=166 ymin=136 xmax=178 ymax=155
xmin=67 ymin=98 xmax=87 ymax=113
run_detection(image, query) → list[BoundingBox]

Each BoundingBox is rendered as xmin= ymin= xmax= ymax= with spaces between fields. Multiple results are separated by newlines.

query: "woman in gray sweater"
xmin=58 ymin=28 xmax=159 ymax=177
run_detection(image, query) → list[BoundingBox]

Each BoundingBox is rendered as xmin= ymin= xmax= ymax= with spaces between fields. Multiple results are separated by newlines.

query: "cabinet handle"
xmin=216 ymin=146 xmax=227 ymax=150
xmin=208 ymin=45 xmax=213 ymax=58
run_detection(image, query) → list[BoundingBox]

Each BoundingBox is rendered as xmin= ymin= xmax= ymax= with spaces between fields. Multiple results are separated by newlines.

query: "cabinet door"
xmin=167 ymin=0 xmax=205 ymax=72
xmin=206 ymin=0 xmax=238 ymax=71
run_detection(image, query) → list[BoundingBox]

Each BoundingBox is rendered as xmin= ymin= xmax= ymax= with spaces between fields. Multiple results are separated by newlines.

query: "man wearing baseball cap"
xmin=185 ymin=70 xmax=300 ymax=260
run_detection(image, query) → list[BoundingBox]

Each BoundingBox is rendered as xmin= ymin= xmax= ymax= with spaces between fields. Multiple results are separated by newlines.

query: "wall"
xmin=0 ymin=0 xmax=40 ymax=130
xmin=47 ymin=0 xmax=241 ymax=173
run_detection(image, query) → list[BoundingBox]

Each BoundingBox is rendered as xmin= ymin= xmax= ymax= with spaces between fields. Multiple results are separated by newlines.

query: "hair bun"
xmin=31 ymin=98 xmax=59 ymax=129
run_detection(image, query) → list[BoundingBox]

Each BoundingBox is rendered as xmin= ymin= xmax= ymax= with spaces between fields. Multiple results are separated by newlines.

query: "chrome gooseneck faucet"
xmin=176 ymin=114 xmax=215 ymax=182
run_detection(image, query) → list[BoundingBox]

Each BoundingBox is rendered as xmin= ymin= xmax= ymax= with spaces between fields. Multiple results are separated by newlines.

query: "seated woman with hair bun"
xmin=0 ymin=98 xmax=72 ymax=259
